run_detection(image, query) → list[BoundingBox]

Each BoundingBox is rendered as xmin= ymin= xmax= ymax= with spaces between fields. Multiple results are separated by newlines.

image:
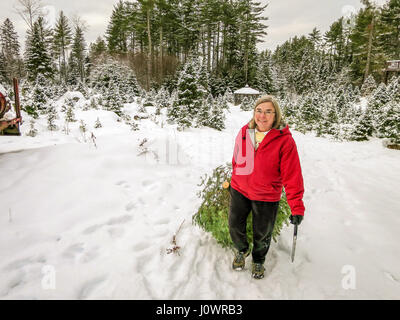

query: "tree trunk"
xmin=216 ymin=22 xmax=220 ymax=72
xmin=147 ymin=8 xmax=152 ymax=91
xmin=364 ymin=16 xmax=374 ymax=81
xmin=207 ymin=25 xmax=211 ymax=71
xmin=160 ymin=26 xmax=163 ymax=80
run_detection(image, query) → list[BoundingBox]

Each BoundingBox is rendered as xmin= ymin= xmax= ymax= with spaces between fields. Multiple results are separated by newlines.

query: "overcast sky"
xmin=0 ymin=0 xmax=389 ymax=52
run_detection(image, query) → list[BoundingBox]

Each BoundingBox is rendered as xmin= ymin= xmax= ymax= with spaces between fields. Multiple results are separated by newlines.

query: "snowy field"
xmin=1 ymin=99 xmax=400 ymax=300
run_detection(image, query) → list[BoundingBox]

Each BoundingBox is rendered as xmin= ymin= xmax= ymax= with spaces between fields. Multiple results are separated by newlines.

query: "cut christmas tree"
xmin=193 ymin=163 xmax=291 ymax=250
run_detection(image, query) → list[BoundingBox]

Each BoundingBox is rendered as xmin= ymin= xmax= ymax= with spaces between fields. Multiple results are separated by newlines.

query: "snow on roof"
xmin=234 ymin=85 xmax=260 ymax=95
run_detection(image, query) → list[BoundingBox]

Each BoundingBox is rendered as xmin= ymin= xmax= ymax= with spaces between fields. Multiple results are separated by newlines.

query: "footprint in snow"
xmin=106 ymin=214 xmax=133 ymax=225
xmin=115 ymin=180 xmax=130 ymax=189
xmin=63 ymin=243 xmax=85 ymax=259
xmin=3 ymin=255 xmax=46 ymax=272
xmin=82 ymin=224 xmax=102 ymax=235
xmin=80 ymin=246 xmax=100 ymax=264
xmin=141 ymin=179 xmax=159 ymax=191
xmin=1 ymin=272 xmax=26 ymax=297
xmin=82 ymin=215 xmax=133 ymax=235
xmin=125 ymin=201 xmax=136 ymax=211
xmin=107 ymin=227 xmax=125 ymax=239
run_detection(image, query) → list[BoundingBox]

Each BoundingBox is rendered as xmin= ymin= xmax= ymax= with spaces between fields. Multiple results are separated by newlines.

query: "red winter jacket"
xmin=231 ymin=124 xmax=305 ymax=216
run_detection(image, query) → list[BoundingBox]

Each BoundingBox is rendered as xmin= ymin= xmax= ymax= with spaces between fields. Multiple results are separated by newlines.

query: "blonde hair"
xmin=248 ymin=95 xmax=284 ymax=130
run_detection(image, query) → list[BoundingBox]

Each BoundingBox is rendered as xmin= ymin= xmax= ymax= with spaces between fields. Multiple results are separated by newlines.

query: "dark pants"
xmin=228 ymin=187 xmax=279 ymax=264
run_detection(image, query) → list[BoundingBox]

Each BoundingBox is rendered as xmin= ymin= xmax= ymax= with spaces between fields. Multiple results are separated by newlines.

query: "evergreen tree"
xmin=26 ymin=119 xmax=38 ymax=137
xmin=90 ymin=58 xmax=140 ymax=101
xmin=154 ymin=86 xmax=170 ymax=114
xmin=387 ymin=76 xmax=400 ymax=103
xmin=308 ymin=27 xmax=322 ymax=49
xmin=53 ymin=11 xmax=72 ymax=83
xmin=197 ymin=94 xmax=212 ymax=127
xmin=255 ymin=50 xmax=276 ymax=94
xmin=102 ymin=80 xmax=124 ymax=116
xmin=65 ymin=104 xmax=77 ymax=123
xmin=378 ymin=100 xmax=400 ymax=144
xmin=171 ymin=59 xmax=205 ymax=129
xmin=349 ymin=2 xmax=381 ymax=85
xmin=106 ymin=0 xmax=130 ymax=54
xmin=47 ymin=105 xmax=58 ymax=131
xmin=0 ymin=18 xmax=22 ymax=81
xmin=208 ymin=96 xmax=226 ymax=130
xmin=26 ymin=73 xmax=52 ymax=116
xmin=361 ymin=74 xmax=377 ymax=96
xmin=68 ymin=25 xmax=87 ymax=85
xmin=89 ymin=36 xmax=107 ymax=63
xmin=349 ymin=109 xmax=374 ymax=141
xmin=25 ymin=17 xmax=54 ymax=81
xmin=378 ymin=0 xmax=400 ymax=59
xmin=367 ymin=82 xmax=390 ymax=131
xmin=94 ymin=117 xmax=102 ymax=128
xmin=79 ymin=119 xmax=88 ymax=141
xmin=240 ymin=96 xmax=254 ymax=111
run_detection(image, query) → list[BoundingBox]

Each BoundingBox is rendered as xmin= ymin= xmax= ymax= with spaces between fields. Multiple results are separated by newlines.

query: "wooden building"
xmin=233 ymin=85 xmax=260 ymax=105
xmin=384 ymin=60 xmax=400 ymax=84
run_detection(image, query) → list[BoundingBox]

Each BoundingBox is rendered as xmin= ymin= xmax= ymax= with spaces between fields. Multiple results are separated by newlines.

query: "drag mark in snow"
xmin=77 ymin=276 xmax=107 ymax=300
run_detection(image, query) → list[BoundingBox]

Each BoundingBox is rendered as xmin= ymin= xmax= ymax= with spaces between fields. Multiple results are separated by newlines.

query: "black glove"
xmin=290 ymin=215 xmax=303 ymax=225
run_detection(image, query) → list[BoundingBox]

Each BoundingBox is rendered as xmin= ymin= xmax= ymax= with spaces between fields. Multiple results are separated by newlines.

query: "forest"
xmin=0 ymin=0 xmax=399 ymax=142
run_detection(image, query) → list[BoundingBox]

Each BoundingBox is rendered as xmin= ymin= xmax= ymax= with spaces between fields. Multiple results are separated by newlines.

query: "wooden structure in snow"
xmin=384 ymin=60 xmax=400 ymax=84
xmin=233 ymin=85 xmax=260 ymax=106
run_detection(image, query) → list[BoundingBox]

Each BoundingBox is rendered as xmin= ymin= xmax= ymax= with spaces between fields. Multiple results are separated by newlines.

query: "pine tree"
xmin=103 ymin=80 xmax=124 ymax=116
xmin=25 ymin=17 xmax=54 ymax=81
xmin=106 ymin=0 xmax=130 ymax=54
xmin=79 ymin=119 xmax=87 ymax=141
xmin=53 ymin=11 xmax=72 ymax=83
xmin=94 ymin=117 xmax=102 ymax=128
xmin=65 ymin=104 xmax=77 ymax=123
xmin=88 ymin=36 xmax=107 ymax=63
xmin=171 ymin=59 xmax=205 ymax=129
xmin=367 ymin=82 xmax=390 ymax=131
xmin=298 ymin=92 xmax=322 ymax=130
xmin=361 ymin=74 xmax=377 ymax=96
xmin=387 ymin=76 xmax=400 ymax=103
xmin=349 ymin=109 xmax=374 ymax=141
xmin=255 ymin=50 xmax=276 ymax=95
xmin=68 ymin=25 xmax=87 ymax=85
xmin=378 ymin=0 xmax=400 ymax=59
xmin=0 ymin=18 xmax=22 ymax=81
xmin=26 ymin=119 xmax=38 ymax=137
xmin=47 ymin=105 xmax=58 ymax=131
xmin=26 ymin=73 xmax=52 ymax=116
xmin=197 ymin=94 xmax=212 ymax=127
xmin=208 ymin=96 xmax=226 ymax=130
xmin=349 ymin=2 xmax=381 ymax=85
xmin=378 ymin=101 xmax=400 ymax=144
xmin=240 ymin=96 xmax=254 ymax=111
xmin=154 ymin=86 xmax=170 ymax=114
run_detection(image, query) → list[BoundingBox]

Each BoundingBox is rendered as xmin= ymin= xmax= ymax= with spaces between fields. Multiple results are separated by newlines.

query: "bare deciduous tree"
xmin=14 ymin=0 xmax=43 ymax=30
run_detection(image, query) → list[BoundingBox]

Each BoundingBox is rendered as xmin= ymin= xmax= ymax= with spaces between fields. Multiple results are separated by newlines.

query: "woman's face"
xmin=254 ymin=102 xmax=275 ymax=132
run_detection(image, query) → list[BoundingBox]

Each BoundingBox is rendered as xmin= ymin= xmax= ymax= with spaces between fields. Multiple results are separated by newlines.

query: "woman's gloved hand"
xmin=290 ymin=215 xmax=303 ymax=225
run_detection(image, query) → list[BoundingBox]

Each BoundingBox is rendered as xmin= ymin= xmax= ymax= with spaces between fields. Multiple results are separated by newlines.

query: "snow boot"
xmin=251 ymin=262 xmax=265 ymax=279
xmin=232 ymin=249 xmax=250 ymax=271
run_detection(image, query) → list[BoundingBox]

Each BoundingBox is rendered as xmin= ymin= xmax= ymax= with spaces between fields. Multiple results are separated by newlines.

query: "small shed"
xmin=233 ymin=85 xmax=260 ymax=106
xmin=384 ymin=60 xmax=400 ymax=84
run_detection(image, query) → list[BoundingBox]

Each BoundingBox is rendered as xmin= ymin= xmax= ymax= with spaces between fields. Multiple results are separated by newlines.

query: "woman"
xmin=229 ymin=95 xmax=305 ymax=279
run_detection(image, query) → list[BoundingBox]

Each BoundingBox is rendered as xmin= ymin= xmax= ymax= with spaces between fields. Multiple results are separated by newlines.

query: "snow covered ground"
xmin=1 ymin=100 xmax=400 ymax=300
